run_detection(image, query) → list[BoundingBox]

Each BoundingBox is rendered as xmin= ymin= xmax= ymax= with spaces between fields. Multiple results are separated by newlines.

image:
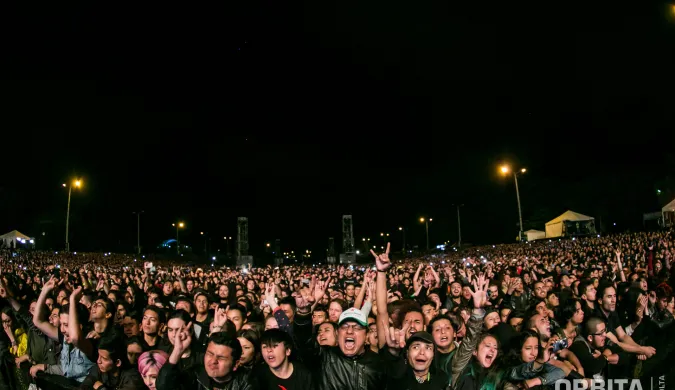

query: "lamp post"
xmin=63 ymin=179 xmax=82 ymax=252
xmin=452 ymin=204 xmax=463 ymax=248
xmin=132 ymin=211 xmax=144 ymax=255
xmin=420 ymin=217 xmax=432 ymax=250
xmin=173 ymin=222 xmax=185 ymax=254
xmin=500 ymin=165 xmax=526 ymax=241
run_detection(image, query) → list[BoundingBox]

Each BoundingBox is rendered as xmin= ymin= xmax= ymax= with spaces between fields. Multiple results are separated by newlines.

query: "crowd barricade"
xmin=34 ymin=372 xmax=80 ymax=390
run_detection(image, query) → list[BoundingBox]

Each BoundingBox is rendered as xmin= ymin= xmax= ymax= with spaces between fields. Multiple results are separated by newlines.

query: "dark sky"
xmin=1 ymin=2 xmax=674 ymax=258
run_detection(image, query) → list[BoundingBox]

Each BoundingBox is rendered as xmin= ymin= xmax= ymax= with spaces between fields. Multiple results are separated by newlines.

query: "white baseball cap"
xmin=338 ymin=308 xmax=368 ymax=327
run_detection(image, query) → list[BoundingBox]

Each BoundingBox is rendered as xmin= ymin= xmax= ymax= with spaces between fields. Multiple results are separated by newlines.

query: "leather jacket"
xmin=156 ymin=361 xmax=253 ymax=390
xmin=318 ymin=347 xmax=387 ymax=390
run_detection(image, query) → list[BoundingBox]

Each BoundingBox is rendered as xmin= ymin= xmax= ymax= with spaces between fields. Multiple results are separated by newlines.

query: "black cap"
xmin=406 ymin=331 xmax=434 ymax=348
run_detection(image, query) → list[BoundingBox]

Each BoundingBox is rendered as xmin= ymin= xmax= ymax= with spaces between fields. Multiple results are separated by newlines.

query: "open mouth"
xmin=344 ymin=337 xmax=355 ymax=349
xmin=484 ymin=353 xmax=494 ymax=365
xmin=414 ymin=357 xmax=428 ymax=364
xmin=266 ymin=355 xmax=275 ymax=363
xmin=440 ymin=336 xmax=449 ymax=342
xmin=319 ymin=337 xmax=327 ymax=342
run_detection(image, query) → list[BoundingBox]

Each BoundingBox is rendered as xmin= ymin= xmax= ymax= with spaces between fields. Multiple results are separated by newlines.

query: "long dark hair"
xmin=501 ymin=329 xmax=541 ymax=369
xmin=0 ymin=307 xmax=19 ymax=332
xmin=237 ymin=329 xmax=261 ymax=366
xmin=458 ymin=332 xmax=506 ymax=390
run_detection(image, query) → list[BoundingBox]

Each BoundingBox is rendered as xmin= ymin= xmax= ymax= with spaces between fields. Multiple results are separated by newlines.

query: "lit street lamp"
xmin=64 ymin=179 xmax=83 ymax=252
xmin=172 ymin=222 xmax=185 ymax=254
xmin=500 ymin=165 xmax=526 ymax=241
xmin=420 ymin=217 xmax=432 ymax=250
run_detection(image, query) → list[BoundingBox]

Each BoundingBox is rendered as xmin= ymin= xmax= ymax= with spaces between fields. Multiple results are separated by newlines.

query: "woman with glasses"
xmin=1 ymin=307 xmax=28 ymax=390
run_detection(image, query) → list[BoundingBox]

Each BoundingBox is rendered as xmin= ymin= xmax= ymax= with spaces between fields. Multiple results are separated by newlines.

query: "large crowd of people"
xmin=0 ymin=229 xmax=673 ymax=389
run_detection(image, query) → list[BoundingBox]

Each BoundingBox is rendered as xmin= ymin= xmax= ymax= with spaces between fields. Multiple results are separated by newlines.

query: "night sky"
xmin=1 ymin=2 xmax=674 ymax=259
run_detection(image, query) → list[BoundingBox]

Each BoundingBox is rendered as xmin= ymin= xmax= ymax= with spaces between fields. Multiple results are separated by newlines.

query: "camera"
xmin=552 ymin=338 xmax=568 ymax=353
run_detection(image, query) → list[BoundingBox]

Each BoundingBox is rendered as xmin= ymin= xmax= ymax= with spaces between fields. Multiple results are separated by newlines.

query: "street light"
xmin=173 ymin=222 xmax=185 ymax=254
xmin=132 ymin=211 xmax=144 ymax=255
xmin=420 ymin=217 xmax=432 ymax=250
xmin=64 ymin=178 xmax=83 ymax=252
xmin=452 ymin=204 xmax=464 ymax=248
xmin=500 ymin=164 xmax=526 ymax=241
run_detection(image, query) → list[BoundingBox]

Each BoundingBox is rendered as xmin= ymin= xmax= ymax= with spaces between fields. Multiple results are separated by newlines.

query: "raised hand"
xmin=43 ymin=276 xmax=57 ymax=293
xmin=174 ymin=322 xmax=193 ymax=354
xmin=71 ymin=286 xmax=84 ymax=302
xmin=213 ymin=307 xmax=228 ymax=327
xmin=370 ymin=243 xmax=392 ymax=272
xmin=264 ymin=283 xmax=276 ymax=306
xmin=385 ymin=323 xmax=409 ymax=350
xmin=314 ymin=278 xmax=330 ymax=302
xmin=365 ymin=281 xmax=375 ymax=302
xmin=309 ymin=275 xmax=317 ymax=293
xmin=469 ymin=274 xmax=489 ymax=309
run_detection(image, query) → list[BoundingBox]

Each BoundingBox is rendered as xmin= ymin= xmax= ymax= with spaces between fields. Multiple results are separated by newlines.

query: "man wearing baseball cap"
xmin=315 ymin=307 xmax=387 ymax=390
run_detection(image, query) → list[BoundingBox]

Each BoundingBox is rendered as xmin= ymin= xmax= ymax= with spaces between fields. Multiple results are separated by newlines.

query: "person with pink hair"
xmin=138 ymin=350 xmax=169 ymax=390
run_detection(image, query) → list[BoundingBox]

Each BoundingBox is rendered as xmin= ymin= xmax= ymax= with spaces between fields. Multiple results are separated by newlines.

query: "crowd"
xmin=0 ymin=229 xmax=673 ymax=390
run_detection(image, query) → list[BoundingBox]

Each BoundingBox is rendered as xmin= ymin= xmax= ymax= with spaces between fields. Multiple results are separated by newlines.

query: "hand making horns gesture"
xmin=370 ymin=243 xmax=392 ymax=272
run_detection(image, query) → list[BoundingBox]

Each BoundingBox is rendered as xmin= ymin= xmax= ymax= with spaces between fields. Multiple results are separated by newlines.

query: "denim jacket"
xmin=59 ymin=332 xmax=94 ymax=383
xmin=508 ymin=361 xmax=566 ymax=386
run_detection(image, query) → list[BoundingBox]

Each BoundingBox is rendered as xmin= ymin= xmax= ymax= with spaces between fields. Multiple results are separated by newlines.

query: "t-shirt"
xmin=569 ymin=339 xmax=607 ymax=379
xmin=139 ymin=334 xmax=166 ymax=352
xmin=600 ymin=310 xmax=622 ymax=338
xmin=255 ymin=362 xmax=313 ymax=390
xmin=386 ymin=368 xmax=449 ymax=390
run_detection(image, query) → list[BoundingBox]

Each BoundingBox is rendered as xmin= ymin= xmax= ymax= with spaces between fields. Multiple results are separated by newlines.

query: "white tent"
xmin=0 ymin=230 xmax=33 ymax=248
xmin=524 ymin=229 xmax=546 ymax=241
xmin=663 ymin=198 xmax=675 ymax=213
xmin=545 ymin=211 xmax=595 ymax=238
xmin=663 ymin=198 xmax=675 ymax=227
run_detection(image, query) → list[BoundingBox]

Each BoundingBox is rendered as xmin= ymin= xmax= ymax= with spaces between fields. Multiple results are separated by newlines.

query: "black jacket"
xmin=80 ymin=366 xmax=144 ymax=390
xmin=15 ymin=306 xmax=59 ymax=365
xmin=156 ymin=362 xmax=254 ymax=390
xmin=318 ymin=347 xmax=387 ymax=390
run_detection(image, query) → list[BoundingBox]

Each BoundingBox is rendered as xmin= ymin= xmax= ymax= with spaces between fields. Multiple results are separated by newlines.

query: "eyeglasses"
xmin=339 ymin=323 xmax=365 ymax=332
xmin=592 ymin=328 xmax=607 ymax=336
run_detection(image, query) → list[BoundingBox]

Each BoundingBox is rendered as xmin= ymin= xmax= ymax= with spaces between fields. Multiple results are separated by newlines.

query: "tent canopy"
xmin=663 ymin=198 xmax=675 ymax=212
xmin=0 ymin=230 xmax=32 ymax=248
xmin=545 ymin=210 xmax=594 ymax=238
xmin=0 ymin=230 xmax=31 ymax=241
